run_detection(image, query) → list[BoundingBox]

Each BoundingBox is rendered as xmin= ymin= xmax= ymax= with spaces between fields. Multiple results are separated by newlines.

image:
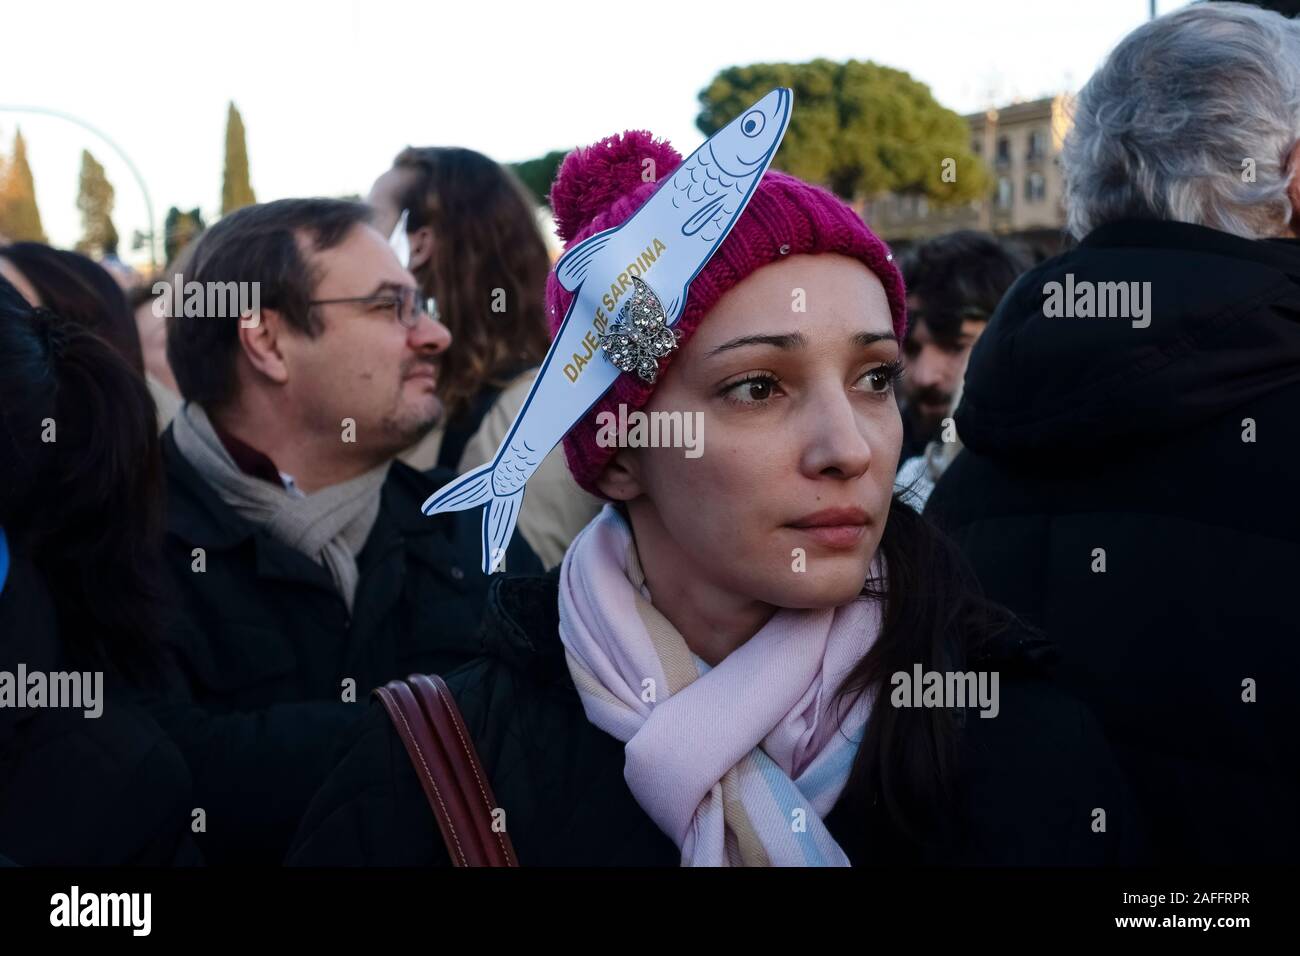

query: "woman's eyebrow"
xmin=705 ymin=330 xmax=895 ymax=358
xmin=853 ymin=331 xmax=897 ymax=348
xmin=706 ymin=331 xmax=806 ymax=357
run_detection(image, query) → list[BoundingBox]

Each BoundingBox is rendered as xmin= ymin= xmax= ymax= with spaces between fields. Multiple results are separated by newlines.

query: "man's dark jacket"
xmin=927 ymin=219 xmax=1300 ymax=864
xmin=149 ymin=428 xmax=542 ymax=864
xmin=288 ymin=570 xmax=1145 ymax=867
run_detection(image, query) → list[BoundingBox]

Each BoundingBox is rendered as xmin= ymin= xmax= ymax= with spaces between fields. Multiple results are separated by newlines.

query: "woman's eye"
xmin=861 ymin=362 xmax=903 ymax=394
xmin=722 ymin=375 xmax=779 ymax=405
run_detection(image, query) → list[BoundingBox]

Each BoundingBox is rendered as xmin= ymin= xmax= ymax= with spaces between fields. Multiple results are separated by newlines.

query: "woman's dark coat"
xmin=290 ymin=569 xmax=1144 ymax=866
xmin=0 ymin=549 xmax=201 ymax=865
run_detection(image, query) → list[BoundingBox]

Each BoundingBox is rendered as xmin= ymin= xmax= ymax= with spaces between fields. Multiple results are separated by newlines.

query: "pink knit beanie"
xmin=546 ymin=130 xmax=908 ymax=499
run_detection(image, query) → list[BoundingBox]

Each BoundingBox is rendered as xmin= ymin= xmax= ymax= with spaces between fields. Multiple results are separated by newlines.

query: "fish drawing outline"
xmin=422 ymin=88 xmax=793 ymax=572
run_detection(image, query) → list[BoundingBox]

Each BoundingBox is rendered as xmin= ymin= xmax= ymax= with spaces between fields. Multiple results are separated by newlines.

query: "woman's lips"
xmin=788 ymin=523 xmax=868 ymax=549
xmin=785 ymin=508 xmax=871 ymax=550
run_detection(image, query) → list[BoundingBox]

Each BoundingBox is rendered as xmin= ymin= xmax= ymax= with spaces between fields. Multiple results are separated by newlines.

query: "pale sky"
xmin=0 ymin=0 xmax=1188 ymax=265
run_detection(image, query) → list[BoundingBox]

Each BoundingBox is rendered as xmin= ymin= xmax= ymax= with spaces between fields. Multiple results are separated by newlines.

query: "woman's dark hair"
xmin=0 ymin=243 xmax=145 ymax=376
xmin=0 ymin=277 xmax=164 ymax=680
xmin=835 ymin=499 xmax=1017 ymax=848
xmin=393 ymin=146 xmax=552 ymax=422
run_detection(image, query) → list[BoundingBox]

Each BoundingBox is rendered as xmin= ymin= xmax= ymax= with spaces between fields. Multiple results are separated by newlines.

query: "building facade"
xmin=865 ymin=93 xmax=1074 ymax=256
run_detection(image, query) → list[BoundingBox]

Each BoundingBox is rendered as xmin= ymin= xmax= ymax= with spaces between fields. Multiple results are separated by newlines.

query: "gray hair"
xmin=1063 ymin=2 xmax=1300 ymax=239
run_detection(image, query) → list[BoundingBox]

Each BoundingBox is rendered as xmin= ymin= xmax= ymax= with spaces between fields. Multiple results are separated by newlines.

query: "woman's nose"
xmin=799 ymin=390 xmax=874 ymax=479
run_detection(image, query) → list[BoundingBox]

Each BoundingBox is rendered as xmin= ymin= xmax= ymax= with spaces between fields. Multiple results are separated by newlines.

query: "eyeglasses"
xmin=308 ymin=286 xmax=438 ymax=329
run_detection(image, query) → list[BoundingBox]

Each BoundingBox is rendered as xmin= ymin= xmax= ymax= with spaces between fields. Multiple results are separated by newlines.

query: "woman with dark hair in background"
xmin=0 ymin=241 xmax=145 ymax=374
xmin=0 ymin=276 xmax=200 ymax=865
xmin=370 ymin=147 xmax=601 ymax=568
xmin=1 ymin=241 xmax=186 ymax=429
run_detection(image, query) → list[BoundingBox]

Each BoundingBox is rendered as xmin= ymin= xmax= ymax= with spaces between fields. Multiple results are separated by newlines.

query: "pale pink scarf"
xmin=557 ymin=504 xmax=883 ymax=866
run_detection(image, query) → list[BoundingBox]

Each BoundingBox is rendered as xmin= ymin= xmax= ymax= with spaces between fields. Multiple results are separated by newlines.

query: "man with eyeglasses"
xmin=152 ymin=198 xmax=542 ymax=864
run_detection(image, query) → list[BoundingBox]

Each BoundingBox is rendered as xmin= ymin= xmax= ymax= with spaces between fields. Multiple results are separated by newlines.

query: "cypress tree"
xmin=221 ymin=102 xmax=257 ymax=215
xmin=76 ymin=149 xmax=119 ymax=256
xmin=0 ymin=128 xmax=47 ymax=243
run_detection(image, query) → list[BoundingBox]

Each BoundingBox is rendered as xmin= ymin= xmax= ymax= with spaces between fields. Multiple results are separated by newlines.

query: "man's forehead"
xmin=305 ymin=223 xmax=413 ymax=291
xmin=906 ymin=315 xmax=935 ymax=343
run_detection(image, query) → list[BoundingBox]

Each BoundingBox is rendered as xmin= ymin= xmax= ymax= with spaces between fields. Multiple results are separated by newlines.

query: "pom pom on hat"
xmin=549 ymin=131 xmax=682 ymax=243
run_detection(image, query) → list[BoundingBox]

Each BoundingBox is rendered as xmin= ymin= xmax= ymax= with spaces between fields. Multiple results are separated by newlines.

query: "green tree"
xmin=510 ymin=149 xmax=569 ymax=207
xmin=221 ymin=102 xmax=256 ymax=216
xmin=75 ymin=149 xmax=119 ymax=257
xmin=696 ymin=60 xmax=989 ymax=205
xmin=164 ymin=206 xmax=206 ymax=264
xmin=0 ymin=128 xmax=47 ymax=243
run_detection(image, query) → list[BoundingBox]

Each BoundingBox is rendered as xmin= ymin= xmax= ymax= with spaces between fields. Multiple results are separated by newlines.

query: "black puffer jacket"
xmin=927 ymin=219 xmax=1300 ymax=864
xmin=290 ymin=569 xmax=1145 ymax=867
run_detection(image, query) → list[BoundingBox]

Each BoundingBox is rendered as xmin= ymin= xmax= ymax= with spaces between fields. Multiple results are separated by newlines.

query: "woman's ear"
xmin=594 ymin=448 xmax=644 ymax=502
xmin=408 ymin=226 xmax=436 ymax=273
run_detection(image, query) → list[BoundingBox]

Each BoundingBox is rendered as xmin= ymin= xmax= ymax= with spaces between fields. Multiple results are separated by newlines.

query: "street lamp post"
xmin=0 ymin=104 xmax=159 ymax=270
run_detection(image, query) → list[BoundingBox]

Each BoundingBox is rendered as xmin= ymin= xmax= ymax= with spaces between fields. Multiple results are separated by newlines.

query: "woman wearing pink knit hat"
xmin=291 ymin=131 xmax=1144 ymax=867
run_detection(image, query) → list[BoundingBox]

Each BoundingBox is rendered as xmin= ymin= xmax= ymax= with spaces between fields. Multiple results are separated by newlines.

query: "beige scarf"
xmin=172 ymin=402 xmax=390 ymax=612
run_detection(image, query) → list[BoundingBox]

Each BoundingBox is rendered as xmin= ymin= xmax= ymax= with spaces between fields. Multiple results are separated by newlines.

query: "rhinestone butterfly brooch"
xmin=597 ymin=276 xmax=682 ymax=384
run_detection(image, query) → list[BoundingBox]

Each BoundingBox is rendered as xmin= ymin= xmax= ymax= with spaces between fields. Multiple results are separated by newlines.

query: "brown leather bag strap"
xmin=373 ymin=674 xmax=519 ymax=867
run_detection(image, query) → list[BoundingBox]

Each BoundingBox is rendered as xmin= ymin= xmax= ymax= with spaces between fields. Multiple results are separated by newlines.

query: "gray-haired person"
xmin=927 ymin=2 xmax=1300 ymax=864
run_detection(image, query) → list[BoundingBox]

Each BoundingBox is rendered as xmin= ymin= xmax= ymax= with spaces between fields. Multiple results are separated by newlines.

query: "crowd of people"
xmin=1 ymin=2 xmax=1297 ymax=867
